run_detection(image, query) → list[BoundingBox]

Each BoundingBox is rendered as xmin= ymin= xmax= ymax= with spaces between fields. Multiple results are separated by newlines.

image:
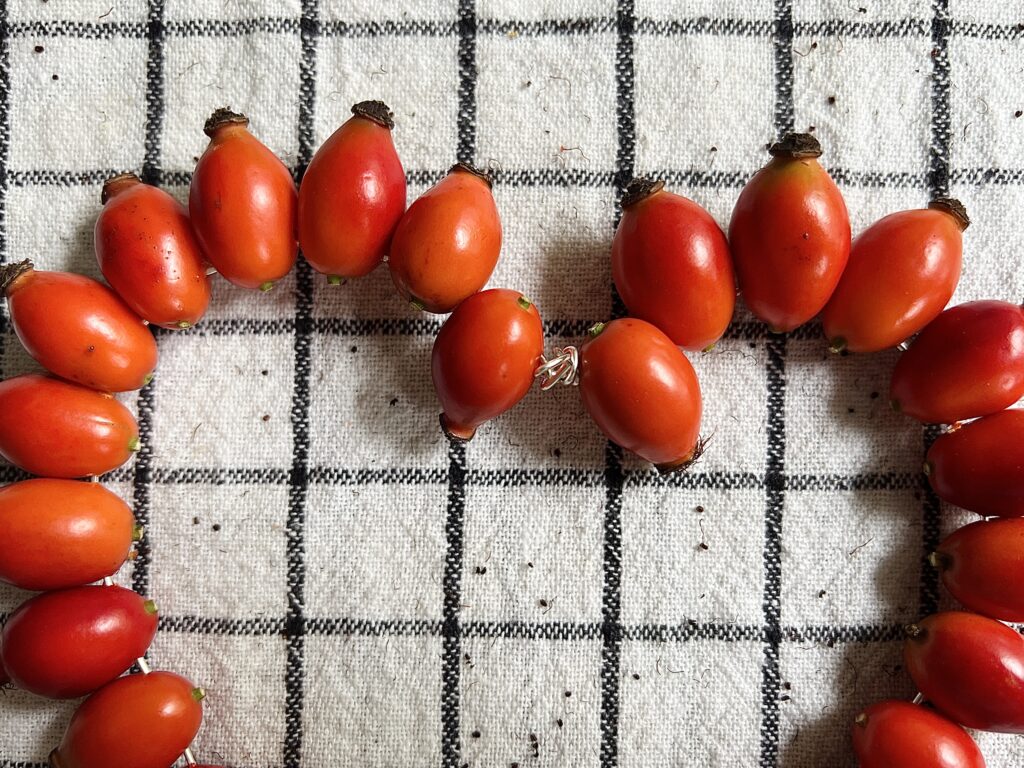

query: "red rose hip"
xmin=1 ymin=585 xmax=158 ymax=699
xmin=0 ymin=478 xmax=136 ymax=590
xmin=190 ymin=108 xmax=298 ymax=291
xmin=851 ymin=700 xmax=985 ymax=768
xmin=578 ymin=318 xmax=703 ymax=472
xmin=823 ymin=200 xmax=967 ymax=353
xmin=890 ymin=300 xmax=1024 ymax=423
xmin=299 ymin=101 xmax=407 ymax=281
xmin=729 ymin=133 xmax=850 ymax=332
xmin=925 ymin=409 xmax=1024 ymax=517
xmin=96 ymin=173 xmax=210 ymax=329
xmin=0 ymin=374 xmax=139 ymax=478
xmin=612 ymin=178 xmax=735 ymax=351
xmin=389 ymin=163 xmax=501 ymax=313
xmin=431 ymin=288 xmax=544 ymax=441
xmin=50 ymin=670 xmax=204 ymax=768
xmin=904 ymin=611 xmax=1024 ymax=732
xmin=0 ymin=261 xmax=157 ymax=392
xmin=932 ymin=518 xmax=1024 ymax=622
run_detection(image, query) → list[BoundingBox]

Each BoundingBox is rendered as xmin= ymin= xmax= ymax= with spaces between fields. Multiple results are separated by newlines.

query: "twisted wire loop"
xmin=534 ymin=346 xmax=580 ymax=391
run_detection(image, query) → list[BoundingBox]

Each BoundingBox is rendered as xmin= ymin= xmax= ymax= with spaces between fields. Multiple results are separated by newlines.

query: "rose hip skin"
xmin=0 ymin=261 xmax=157 ymax=392
xmin=190 ymin=109 xmax=298 ymax=291
xmin=0 ymin=374 xmax=139 ymax=478
xmin=431 ymin=288 xmax=544 ymax=441
xmin=1 ymin=585 xmax=157 ymax=699
xmin=933 ymin=518 xmax=1024 ymax=622
xmin=50 ymin=671 xmax=203 ymax=768
xmin=388 ymin=163 xmax=501 ymax=313
xmin=0 ymin=479 xmax=135 ymax=591
xmin=96 ymin=173 xmax=210 ymax=329
xmin=579 ymin=318 xmax=702 ymax=472
xmin=890 ymin=300 xmax=1024 ymax=423
xmin=299 ymin=101 xmax=406 ymax=281
xmin=728 ymin=133 xmax=850 ymax=332
xmin=851 ymin=700 xmax=985 ymax=768
xmin=823 ymin=200 xmax=967 ymax=353
xmin=904 ymin=611 xmax=1024 ymax=733
xmin=612 ymin=178 xmax=735 ymax=351
xmin=926 ymin=409 xmax=1024 ymax=517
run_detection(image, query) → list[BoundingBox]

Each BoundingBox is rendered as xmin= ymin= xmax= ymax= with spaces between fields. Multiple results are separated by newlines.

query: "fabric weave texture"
xmin=1 ymin=0 xmax=1023 ymax=766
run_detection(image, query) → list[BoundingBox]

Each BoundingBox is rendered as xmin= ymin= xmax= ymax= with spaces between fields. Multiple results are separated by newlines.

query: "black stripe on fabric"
xmin=919 ymin=426 xmax=943 ymax=615
xmin=783 ymin=472 xmax=919 ymax=493
xmin=772 ymin=1 xmax=796 ymax=137
xmin=759 ymin=335 xmax=787 ymax=768
xmin=319 ymin=19 xmax=455 ymax=38
xmin=929 ymin=1 xmax=952 ymax=199
xmin=440 ymin=4 xmax=476 ymax=766
xmin=5 ymin=15 xmax=1022 ymax=43
xmin=309 ymin=466 xmax=448 ymax=486
xmin=0 ymin=0 xmax=10 ymax=359
xmin=638 ymin=17 xmax=772 ymax=37
xmin=794 ymin=18 xmax=929 ymax=38
xmin=921 ymin=0 xmax=953 ymax=619
xmin=129 ymin=0 xmax=165 ymax=604
xmin=282 ymin=2 xmax=319 ymax=766
xmin=456 ymin=1 xmax=478 ymax=166
xmin=150 ymin=466 xmax=291 ymax=485
xmin=6 ymin=165 xmax=1024 ymax=192
xmin=623 ymin=622 xmax=764 ymax=642
xmin=759 ymin=1 xmax=795 ymax=763
xmin=629 ymin=469 xmax=763 ymax=491
xmin=783 ymin=624 xmax=904 ymax=644
xmin=600 ymin=5 xmax=635 ymax=766
xmin=160 ymin=615 xmax=288 ymax=635
xmin=442 ymin=440 xmax=468 ymax=768
xmin=479 ymin=17 xmax=616 ymax=36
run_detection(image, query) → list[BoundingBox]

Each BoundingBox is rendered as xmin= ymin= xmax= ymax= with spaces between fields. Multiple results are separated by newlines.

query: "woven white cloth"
xmin=2 ymin=1 xmax=1024 ymax=766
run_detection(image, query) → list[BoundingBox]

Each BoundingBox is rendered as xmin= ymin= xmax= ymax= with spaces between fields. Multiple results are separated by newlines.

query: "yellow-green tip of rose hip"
xmin=517 ymin=296 xmax=532 ymax=310
xmin=176 ymin=321 xmax=192 ymax=330
xmin=143 ymin=599 xmax=158 ymax=615
xmin=132 ymin=523 xmax=145 ymax=542
xmin=587 ymin=322 xmax=607 ymax=338
xmin=142 ymin=373 xmax=154 ymax=386
xmin=259 ymin=281 xmax=274 ymax=293
xmin=192 ymin=687 xmax=206 ymax=702
xmin=128 ymin=436 xmax=141 ymax=453
xmin=923 ymin=461 xmax=933 ymax=477
xmin=702 ymin=343 xmax=716 ymax=353
xmin=854 ymin=712 xmax=868 ymax=728
xmin=409 ymin=299 xmax=425 ymax=312
xmin=327 ymin=275 xmax=344 ymax=286
xmin=828 ymin=337 xmax=847 ymax=354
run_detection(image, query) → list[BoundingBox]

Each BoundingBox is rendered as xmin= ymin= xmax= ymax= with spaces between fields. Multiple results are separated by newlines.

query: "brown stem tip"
xmin=904 ymin=623 xmax=926 ymax=641
xmin=351 ymin=100 xmax=395 ymax=129
xmin=621 ymin=177 xmax=665 ymax=209
xmin=655 ymin=435 xmax=710 ymax=476
xmin=769 ymin=133 xmax=823 ymax=159
xmin=449 ymin=162 xmax=493 ymax=189
xmin=0 ymin=259 xmax=33 ymax=296
xmin=928 ymin=198 xmax=970 ymax=231
xmin=854 ymin=712 xmax=869 ymax=728
xmin=204 ymin=107 xmax=249 ymax=138
xmin=101 ymin=172 xmax=142 ymax=205
xmin=439 ymin=413 xmax=476 ymax=443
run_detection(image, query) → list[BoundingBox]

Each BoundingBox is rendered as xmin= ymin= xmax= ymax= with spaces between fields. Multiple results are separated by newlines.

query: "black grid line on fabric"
xmin=760 ymin=1 xmax=795 ymax=765
xmin=919 ymin=0 xmax=952 ymax=619
xmin=440 ymin=3 xmax=477 ymax=766
xmin=0 ymin=0 xmax=9 ymax=359
xmin=5 ymin=15 xmax=1023 ymax=41
xmin=281 ymin=2 xmax=319 ymax=766
xmin=129 ymin=0 xmax=165 ymax=605
xmin=7 ymin=165 xmax=1024 ymax=193
xmin=598 ymin=2 xmax=636 ymax=766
